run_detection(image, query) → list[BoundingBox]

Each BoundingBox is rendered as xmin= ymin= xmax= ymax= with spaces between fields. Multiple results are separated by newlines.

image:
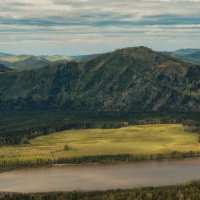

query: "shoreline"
xmin=1 ymin=154 xmax=200 ymax=173
xmin=0 ymin=179 xmax=200 ymax=197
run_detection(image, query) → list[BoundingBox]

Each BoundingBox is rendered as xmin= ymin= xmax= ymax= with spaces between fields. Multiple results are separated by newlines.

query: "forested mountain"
xmin=0 ymin=47 xmax=199 ymax=112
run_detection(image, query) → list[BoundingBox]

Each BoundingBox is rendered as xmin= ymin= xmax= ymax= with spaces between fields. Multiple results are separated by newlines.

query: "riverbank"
xmin=1 ymin=180 xmax=200 ymax=200
xmin=1 ymin=150 xmax=200 ymax=173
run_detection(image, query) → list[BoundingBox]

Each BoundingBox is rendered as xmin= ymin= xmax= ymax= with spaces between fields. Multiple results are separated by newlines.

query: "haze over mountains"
xmin=0 ymin=46 xmax=199 ymax=112
xmin=0 ymin=52 xmax=14 ymax=58
xmin=169 ymin=49 xmax=200 ymax=64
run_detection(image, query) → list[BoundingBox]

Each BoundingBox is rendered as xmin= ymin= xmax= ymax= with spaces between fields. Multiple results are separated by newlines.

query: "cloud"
xmin=0 ymin=0 xmax=200 ymax=54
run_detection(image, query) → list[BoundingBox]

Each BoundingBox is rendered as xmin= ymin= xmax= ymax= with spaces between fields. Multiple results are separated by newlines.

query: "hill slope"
xmin=0 ymin=47 xmax=199 ymax=112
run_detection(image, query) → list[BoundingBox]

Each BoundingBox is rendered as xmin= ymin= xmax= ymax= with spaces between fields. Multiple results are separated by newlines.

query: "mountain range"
xmin=0 ymin=46 xmax=199 ymax=112
xmin=1 ymin=48 xmax=200 ymax=71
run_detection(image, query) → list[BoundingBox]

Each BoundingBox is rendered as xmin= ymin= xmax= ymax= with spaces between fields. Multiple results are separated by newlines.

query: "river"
xmin=0 ymin=158 xmax=200 ymax=193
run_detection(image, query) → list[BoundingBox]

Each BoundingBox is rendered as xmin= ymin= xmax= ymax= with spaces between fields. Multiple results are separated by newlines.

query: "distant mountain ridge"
xmin=0 ymin=52 xmax=15 ymax=57
xmin=0 ymin=46 xmax=199 ymax=112
xmin=173 ymin=49 xmax=200 ymax=56
xmin=170 ymin=48 xmax=200 ymax=64
xmin=0 ymin=55 xmax=51 ymax=70
xmin=42 ymin=54 xmax=100 ymax=62
xmin=0 ymin=52 xmax=101 ymax=70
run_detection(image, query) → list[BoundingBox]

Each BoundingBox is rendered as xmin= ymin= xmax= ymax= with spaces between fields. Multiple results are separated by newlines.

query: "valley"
xmin=0 ymin=47 xmax=200 ymax=199
xmin=2 ymin=0 xmax=200 ymax=198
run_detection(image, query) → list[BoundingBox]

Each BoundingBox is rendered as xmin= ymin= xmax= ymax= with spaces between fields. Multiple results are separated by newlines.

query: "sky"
xmin=0 ymin=0 xmax=200 ymax=55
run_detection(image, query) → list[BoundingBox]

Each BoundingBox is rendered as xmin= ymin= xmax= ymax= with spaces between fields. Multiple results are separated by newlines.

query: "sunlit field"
xmin=0 ymin=124 xmax=200 ymax=165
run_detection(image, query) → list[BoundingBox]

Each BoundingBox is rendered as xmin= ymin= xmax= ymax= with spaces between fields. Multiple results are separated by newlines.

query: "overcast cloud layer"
xmin=0 ymin=0 xmax=200 ymax=55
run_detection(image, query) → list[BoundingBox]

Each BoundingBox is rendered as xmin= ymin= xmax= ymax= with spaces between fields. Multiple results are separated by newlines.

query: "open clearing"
xmin=0 ymin=124 xmax=200 ymax=164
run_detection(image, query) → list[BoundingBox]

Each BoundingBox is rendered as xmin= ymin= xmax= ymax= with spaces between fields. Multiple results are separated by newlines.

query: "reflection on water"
xmin=0 ymin=158 xmax=200 ymax=193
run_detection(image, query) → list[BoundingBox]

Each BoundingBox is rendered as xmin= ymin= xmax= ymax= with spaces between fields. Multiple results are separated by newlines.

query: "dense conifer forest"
xmin=1 ymin=111 xmax=200 ymax=146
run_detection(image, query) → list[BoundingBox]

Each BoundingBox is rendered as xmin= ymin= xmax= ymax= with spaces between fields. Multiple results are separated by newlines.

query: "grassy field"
xmin=0 ymin=124 xmax=200 ymax=166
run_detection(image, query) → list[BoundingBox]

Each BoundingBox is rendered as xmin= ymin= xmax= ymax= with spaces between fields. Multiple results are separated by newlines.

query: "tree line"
xmin=1 ymin=151 xmax=200 ymax=172
xmin=183 ymin=119 xmax=200 ymax=143
xmin=1 ymin=111 xmax=198 ymax=145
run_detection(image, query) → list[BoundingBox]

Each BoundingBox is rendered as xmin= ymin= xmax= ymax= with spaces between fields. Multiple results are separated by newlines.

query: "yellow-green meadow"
xmin=1 ymin=124 xmax=200 ymax=166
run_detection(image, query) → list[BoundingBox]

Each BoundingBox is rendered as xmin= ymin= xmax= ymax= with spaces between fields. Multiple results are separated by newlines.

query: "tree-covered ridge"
xmin=0 ymin=47 xmax=199 ymax=112
xmin=1 ymin=181 xmax=200 ymax=200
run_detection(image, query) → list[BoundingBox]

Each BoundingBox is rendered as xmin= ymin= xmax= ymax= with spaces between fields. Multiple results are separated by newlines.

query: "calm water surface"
xmin=0 ymin=158 xmax=200 ymax=193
